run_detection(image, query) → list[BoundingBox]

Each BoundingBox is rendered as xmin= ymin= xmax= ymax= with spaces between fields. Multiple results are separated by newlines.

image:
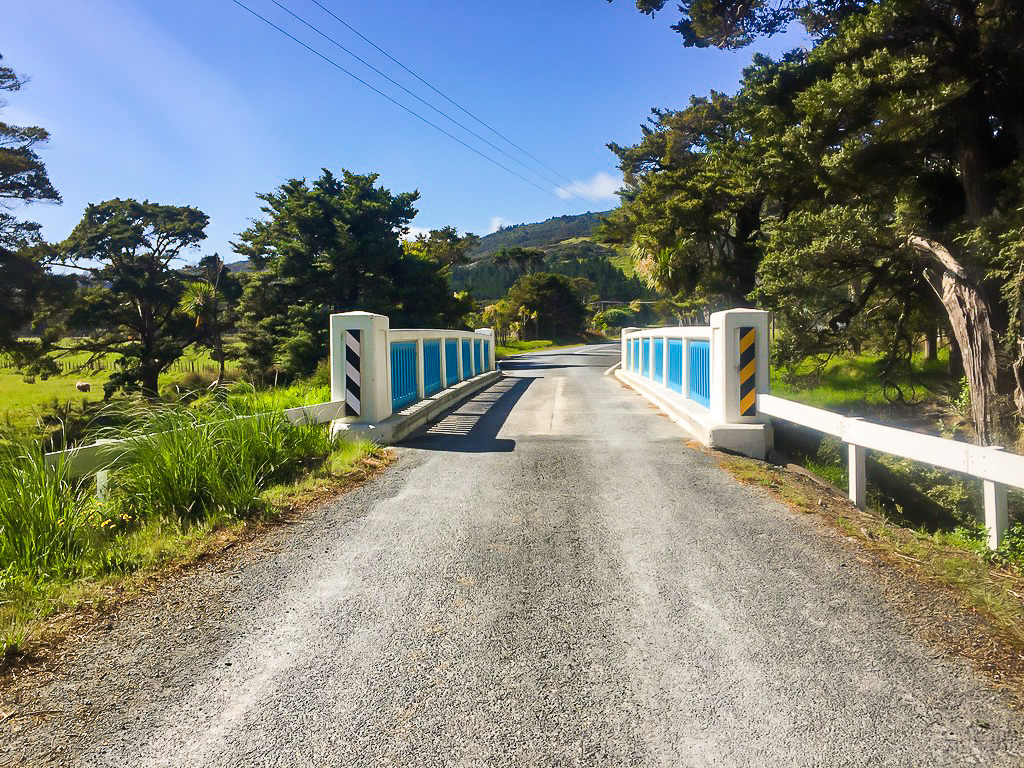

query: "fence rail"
xmin=758 ymin=393 xmax=1023 ymax=549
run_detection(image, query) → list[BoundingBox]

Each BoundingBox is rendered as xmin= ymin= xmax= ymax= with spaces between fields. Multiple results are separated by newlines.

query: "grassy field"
xmin=0 ymin=347 xmax=243 ymax=433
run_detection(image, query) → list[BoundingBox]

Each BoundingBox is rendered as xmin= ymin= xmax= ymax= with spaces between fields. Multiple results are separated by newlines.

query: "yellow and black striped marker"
xmin=739 ymin=327 xmax=756 ymax=416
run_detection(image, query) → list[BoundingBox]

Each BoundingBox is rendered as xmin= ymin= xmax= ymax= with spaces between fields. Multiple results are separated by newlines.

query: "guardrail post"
xmin=848 ymin=436 xmax=867 ymax=510
xmin=984 ymin=446 xmax=1008 ymax=549
xmin=329 ymin=311 xmax=392 ymax=424
xmin=709 ymin=309 xmax=771 ymax=423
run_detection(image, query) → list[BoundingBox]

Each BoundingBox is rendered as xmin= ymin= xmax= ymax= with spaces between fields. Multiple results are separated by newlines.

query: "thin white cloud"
xmin=402 ymin=226 xmax=430 ymax=241
xmin=555 ymin=171 xmax=622 ymax=203
xmin=489 ymin=216 xmax=509 ymax=233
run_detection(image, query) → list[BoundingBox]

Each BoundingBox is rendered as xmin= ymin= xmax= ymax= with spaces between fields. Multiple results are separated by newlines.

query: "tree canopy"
xmin=0 ymin=54 xmax=61 ymax=353
xmin=607 ymin=0 xmax=1024 ymax=443
xmin=234 ymin=169 xmax=472 ymax=378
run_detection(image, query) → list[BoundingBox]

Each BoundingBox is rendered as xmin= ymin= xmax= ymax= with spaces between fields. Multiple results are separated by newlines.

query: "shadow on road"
xmin=402 ymin=376 xmax=535 ymax=453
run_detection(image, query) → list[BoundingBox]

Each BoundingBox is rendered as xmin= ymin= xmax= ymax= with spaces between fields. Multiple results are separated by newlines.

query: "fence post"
xmin=984 ymin=446 xmax=1008 ymax=549
xmin=848 ymin=436 xmax=867 ymax=510
xmin=329 ymin=312 xmax=392 ymax=425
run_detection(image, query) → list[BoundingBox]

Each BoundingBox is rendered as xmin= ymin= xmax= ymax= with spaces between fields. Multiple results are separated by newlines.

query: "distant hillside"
xmin=223 ymin=258 xmax=255 ymax=273
xmin=467 ymin=211 xmax=609 ymax=261
xmin=220 ymin=210 xmax=612 ymax=275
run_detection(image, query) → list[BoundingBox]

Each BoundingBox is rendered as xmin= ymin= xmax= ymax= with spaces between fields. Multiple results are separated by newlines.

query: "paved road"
xmin=13 ymin=344 xmax=1024 ymax=766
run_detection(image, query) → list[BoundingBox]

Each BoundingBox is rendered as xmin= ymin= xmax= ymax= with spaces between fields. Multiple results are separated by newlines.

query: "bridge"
xmin=18 ymin=315 xmax=1024 ymax=765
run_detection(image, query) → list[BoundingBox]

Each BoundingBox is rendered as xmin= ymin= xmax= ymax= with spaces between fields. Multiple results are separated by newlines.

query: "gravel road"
xmin=4 ymin=343 xmax=1024 ymax=767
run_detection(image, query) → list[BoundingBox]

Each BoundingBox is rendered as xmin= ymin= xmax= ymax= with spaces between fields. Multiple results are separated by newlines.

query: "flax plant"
xmin=0 ymin=444 xmax=92 ymax=581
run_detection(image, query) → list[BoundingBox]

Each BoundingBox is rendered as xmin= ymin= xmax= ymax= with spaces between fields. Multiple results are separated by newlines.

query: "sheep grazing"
xmin=75 ymin=381 xmax=91 ymax=393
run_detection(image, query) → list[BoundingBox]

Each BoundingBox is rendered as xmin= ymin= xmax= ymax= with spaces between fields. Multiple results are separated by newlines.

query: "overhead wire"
xmin=304 ymin=0 xmax=604 ymax=206
xmin=266 ymin=0 xmax=597 ymax=208
xmin=228 ymin=0 xmax=586 ymax=209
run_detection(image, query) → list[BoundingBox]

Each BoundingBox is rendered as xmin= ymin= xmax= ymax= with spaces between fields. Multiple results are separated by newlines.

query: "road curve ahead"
xmin=25 ymin=345 xmax=1024 ymax=766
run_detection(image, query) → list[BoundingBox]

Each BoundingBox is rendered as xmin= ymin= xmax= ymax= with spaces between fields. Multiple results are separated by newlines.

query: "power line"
xmin=266 ymin=0 xmax=597 ymax=208
xmin=229 ymin=0 xmax=584 ymax=209
xmin=305 ymin=0 xmax=606 ymax=206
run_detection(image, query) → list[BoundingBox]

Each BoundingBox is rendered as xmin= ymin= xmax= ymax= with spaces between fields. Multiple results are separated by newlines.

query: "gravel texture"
xmin=3 ymin=343 xmax=1024 ymax=766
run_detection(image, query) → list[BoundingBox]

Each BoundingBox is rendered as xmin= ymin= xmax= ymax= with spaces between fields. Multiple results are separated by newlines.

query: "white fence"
xmin=758 ymin=394 xmax=1023 ymax=549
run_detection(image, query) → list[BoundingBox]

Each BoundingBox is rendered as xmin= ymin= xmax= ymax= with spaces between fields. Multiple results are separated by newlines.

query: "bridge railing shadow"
xmin=401 ymin=376 xmax=535 ymax=453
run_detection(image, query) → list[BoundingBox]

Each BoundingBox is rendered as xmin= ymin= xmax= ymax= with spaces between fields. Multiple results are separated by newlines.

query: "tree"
xmin=601 ymin=92 xmax=765 ymax=308
xmin=608 ymin=0 xmax=1024 ymax=443
xmin=507 ymin=273 xmax=588 ymax=340
xmin=234 ymin=169 xmax=471 ymax=378
xmin=179 ymin=254 xmax=241 ymax=387
xmin=493 ymin=246 xmax=545 ymax=277
xmin=0 ymin=54 xmax=61 ymax=353
xmin=59 ymin=199 xmax=209 ymax=397
xmin=403 ymin=226 xmax=480 ymax=270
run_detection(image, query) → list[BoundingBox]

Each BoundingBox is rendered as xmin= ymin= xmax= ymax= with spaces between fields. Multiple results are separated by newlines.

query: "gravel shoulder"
xmin=3 ymin=345 xmax=1024 ymax=767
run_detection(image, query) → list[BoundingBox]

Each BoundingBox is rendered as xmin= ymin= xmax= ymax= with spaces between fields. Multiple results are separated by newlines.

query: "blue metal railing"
xmin=688 ymin=340 xmax=710 ymax=408
xmin=424 ymin=340 xmax=442 ymax=396
xmin=445 ymin=339 xmax=459 ymax=386
xmin=473 ymin=339 xmax=482 ymax=375
xmin=483 ymin=340 xmax=490 ymax=370
xmin=390 ymin=341 xmax=418 ymax=410
xmin=633 ymin=339 xmax=640 ymax=373
xmin=462 ymin=339 xmax=472 ymax=379
xmin=667 ymin=339 xmax=684 ymax=394
xmin=653 ymin=338 xmax=664 ymax=384
xmin=642 ymin=338 xmax=651 ymax=378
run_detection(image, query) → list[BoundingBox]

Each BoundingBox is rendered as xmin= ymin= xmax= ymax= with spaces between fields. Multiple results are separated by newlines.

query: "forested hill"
xmin=466 ymin=212 xmax=609 ymax=261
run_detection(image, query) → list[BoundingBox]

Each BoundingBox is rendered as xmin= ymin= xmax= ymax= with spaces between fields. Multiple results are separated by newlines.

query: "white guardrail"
xmin=758 ymin=394 xmax=1023 ymax=549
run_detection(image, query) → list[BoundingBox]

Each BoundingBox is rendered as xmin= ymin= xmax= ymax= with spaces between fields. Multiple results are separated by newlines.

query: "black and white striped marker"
xmin=345 ymin=329 xmax=361 ymax=417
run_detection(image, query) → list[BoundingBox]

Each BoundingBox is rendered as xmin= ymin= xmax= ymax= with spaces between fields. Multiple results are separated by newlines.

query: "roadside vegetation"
xmin=0 ymin=382 xmax=380 ymax=658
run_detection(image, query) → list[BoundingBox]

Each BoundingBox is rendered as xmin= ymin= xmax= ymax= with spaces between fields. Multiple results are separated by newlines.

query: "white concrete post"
xmin=622 ymin=327 xmax=639 ymax=372
xmin=848 ymin=439 xmax=867 ymax=509
xmin=476 ymin=328 xmax=495 ymax=371
xmin=456 ymin=336 xmax=464 ymax=381
xmin=984 ymin=446 xmax=1008 ymax=550
xmin=662 ymin=334 xmax=670 ymax=388
xmin=415 ymin=338 xmax=426 ymax=400
xmin=439 ymin=336 xmax=448 ymax=387
xmin=709 ymin=309 xmax=771 ymax=424
xmin=329 ymin=312 xmax=392 ymax=425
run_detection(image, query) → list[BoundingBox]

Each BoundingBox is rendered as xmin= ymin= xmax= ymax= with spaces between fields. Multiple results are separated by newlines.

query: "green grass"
xmin=770 ymin=350 xmax=954 ymax=411
xmin=0 ymin=386 xmax=379 ymax=656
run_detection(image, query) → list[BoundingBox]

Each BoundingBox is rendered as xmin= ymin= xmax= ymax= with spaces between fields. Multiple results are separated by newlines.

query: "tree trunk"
xmin=925 ymin=321 xmax=938 ymax=361
xmin=908 ymin=235 xmax=1000 ymax=444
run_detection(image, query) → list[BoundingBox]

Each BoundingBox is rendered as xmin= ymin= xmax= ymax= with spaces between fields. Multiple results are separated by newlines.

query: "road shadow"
xmin=401 ymin=376 xmax=535 ymax=453
xmin=498 ymin=349 xmax=618 ymax=372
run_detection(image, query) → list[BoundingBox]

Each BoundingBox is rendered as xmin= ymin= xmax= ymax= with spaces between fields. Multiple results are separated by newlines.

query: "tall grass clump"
xmin=0 ymin=444 xmax=93 ymax=582
xmin=108 ymin=401 xmax=337 ymax=526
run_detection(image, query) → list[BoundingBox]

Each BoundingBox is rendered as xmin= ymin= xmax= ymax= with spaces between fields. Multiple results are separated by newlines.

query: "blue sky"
xmin=2 ymin=0 xmax=807 ymax=263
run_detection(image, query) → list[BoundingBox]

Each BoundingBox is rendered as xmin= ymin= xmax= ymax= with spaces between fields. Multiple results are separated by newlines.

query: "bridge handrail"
xmin=623 ymin=326 xmax=711 ymax=341
xmin=758 ymin=393 xmax=1021 ymax=549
